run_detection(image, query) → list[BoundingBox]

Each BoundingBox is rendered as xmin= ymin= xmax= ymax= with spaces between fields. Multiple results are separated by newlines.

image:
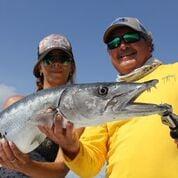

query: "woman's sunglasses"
xmin=107 ymin=32 xmax=142 ymax=50
xmin=43 ymin=53 xmax=72 ymax=66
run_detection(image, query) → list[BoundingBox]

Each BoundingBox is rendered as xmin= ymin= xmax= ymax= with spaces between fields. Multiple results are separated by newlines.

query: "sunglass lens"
xmin=123 ymin=32 xmax=140 ymax=43
xmin=108 ymin=37 xmax=121 ymax=50
xmin=60 ymin=56 xmax=72 ymax=64
xmin=43 ymin=54 xmax=72 ymax=65
xmin=43 ymin=55 xmax=54 ymax=65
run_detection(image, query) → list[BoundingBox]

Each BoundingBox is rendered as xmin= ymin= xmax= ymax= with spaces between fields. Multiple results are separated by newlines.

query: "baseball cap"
xmin=103 ymin=17 xmax=152 ymax=43
xmin=33 ymin=34 xmax=74 ymax=77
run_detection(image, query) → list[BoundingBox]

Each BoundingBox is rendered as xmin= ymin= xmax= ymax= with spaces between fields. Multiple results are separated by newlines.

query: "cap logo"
xmin=117 ymin=17 xmax=128 ymax=22
xmin=112 ymin=17 xmax=128 ymax=25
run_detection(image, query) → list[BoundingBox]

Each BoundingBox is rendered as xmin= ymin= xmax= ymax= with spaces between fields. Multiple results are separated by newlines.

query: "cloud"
xmin=0 ymin=83 xmax=18 ymax=110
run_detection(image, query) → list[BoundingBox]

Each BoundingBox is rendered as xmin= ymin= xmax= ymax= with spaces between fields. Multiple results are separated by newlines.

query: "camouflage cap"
xmin=103 ymin=17 xmax=152 ymax=43
xmin=33 ymin=34 xmax=74 ymax=77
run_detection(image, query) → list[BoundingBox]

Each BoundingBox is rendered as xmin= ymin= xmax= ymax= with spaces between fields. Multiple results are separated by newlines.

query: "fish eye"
xmin=98 ymin=86 xmax=108 ymax=96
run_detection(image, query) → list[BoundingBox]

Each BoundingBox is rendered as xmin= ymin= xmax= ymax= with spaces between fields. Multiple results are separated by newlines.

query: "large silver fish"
xmin=0 ymin=80 xmax=171 ymax=153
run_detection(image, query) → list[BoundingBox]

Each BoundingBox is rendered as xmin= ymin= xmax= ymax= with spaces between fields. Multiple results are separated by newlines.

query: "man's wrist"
xmin=62 ymin=142 xmax=80 ymax=160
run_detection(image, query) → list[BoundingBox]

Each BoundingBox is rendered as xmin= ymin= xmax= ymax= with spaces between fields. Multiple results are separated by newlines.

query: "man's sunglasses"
xmin=43 ymin=53 xmax=72 ymax=66
xmin=107 ymin=32 xmax=142 ymax=50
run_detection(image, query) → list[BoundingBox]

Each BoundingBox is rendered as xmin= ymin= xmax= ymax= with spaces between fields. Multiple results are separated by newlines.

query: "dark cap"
xmin=103 ymin=17 xmax=152 ymax=43
xmin=33 ymin=34 xmax=74 ymax=77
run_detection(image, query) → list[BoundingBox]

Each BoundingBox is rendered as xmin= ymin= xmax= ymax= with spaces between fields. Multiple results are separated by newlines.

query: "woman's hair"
xmin=35 ymin=61 xmax=76 ymax=92
xmin=36 ymin=75 xmax=44 ymax=91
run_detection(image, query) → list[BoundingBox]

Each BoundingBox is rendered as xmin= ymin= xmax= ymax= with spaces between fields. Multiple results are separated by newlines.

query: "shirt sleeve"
xmin=63 ymin=124 xmax=108 ymax=178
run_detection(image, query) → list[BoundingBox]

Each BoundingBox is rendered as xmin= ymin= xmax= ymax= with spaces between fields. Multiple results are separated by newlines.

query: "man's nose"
xmin=119 ymin=40 xmax=128 ymax=50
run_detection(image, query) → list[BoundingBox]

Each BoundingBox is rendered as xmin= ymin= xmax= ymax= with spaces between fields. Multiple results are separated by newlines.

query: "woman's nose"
xmin=52 ymin=62 xmax=61 ymax=68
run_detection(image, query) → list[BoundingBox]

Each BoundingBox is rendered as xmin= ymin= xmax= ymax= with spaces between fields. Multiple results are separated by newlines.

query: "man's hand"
xmin=39 ymin=114 xmax=80 ymax=160
xmin=161 ymin=111 xmax=178 ymax=146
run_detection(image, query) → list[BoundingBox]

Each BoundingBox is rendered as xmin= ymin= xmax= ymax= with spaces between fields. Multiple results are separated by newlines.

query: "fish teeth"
xmin=147 ymin=88 xmax=151 ymax=92
xmin=154 ymin=85 xmax=157 ymax=89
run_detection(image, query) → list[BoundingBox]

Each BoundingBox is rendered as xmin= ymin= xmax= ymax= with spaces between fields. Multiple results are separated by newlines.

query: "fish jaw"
xmin=107 ymin=79 xmax=167 ymax=118
xmin=117 ymin=103 xmax=171 ymax=118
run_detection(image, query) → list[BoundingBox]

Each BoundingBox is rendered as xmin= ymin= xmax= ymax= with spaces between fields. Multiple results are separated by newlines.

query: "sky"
xmin=0 ymin=0 xmax=177 ymax=177
xmin=0 ymin=0 xmax=178 ymax=108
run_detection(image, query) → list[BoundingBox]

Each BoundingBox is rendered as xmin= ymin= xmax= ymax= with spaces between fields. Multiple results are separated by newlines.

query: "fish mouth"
xmin=109 ymin=79 xmax=169 ymax=116
xmin=128 ymin=79 xmax=158 ymax=104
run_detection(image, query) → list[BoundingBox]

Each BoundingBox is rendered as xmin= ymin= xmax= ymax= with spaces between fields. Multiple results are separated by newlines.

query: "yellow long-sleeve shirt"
xmin=64 ymin=63 xmax=178 ymax=178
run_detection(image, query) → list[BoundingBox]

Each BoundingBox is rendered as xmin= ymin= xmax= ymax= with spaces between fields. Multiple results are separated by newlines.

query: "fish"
xmin=0 ymin=79 xmax=171 ymax=153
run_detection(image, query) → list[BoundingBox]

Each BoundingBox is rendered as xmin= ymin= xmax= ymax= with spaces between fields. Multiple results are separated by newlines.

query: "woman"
xmin=0 ymin=34 xmax=84 ymax=178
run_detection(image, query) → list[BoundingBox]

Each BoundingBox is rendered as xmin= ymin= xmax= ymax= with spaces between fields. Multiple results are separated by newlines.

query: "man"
xmin=42 ymin=17 xmax=178 ymax=178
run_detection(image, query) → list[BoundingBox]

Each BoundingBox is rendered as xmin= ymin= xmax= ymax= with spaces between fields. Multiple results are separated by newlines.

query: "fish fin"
xmin=9 ymin=126 xmax=46 ymax=153
xmin=29 ymin=133 xmax=46 ymax=151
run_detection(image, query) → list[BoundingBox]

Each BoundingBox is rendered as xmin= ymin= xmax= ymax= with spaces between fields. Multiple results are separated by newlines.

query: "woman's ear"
xmin=38 ymin=64 xmax=43 ymax=76
xmin=67 ymin=63 xmax=75 ymax=83
xmin=70 ymin=63 xmax=75 ymax=75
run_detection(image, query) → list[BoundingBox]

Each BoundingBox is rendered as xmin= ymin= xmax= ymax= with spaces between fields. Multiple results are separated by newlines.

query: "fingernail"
xmin=9 ymin=141 xmax=13 ymax=146
xmin=57 ymin=113 xmax=62 ymax=118
xmin=1 ymin=138 xmax=6 ymax=143
xmin=56 ymin=115 xmax=62 ymax=121
xmin=67 ymin=121 xmax=73 ymax=126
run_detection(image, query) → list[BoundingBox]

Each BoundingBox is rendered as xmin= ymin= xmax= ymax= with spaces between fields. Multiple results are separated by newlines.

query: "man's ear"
xmin=147 ymin=40 xmax=152 ymax=53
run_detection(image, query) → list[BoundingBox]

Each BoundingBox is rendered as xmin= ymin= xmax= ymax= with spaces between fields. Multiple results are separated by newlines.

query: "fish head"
xmin=59 ymin=80 xmax=169 ymax=124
